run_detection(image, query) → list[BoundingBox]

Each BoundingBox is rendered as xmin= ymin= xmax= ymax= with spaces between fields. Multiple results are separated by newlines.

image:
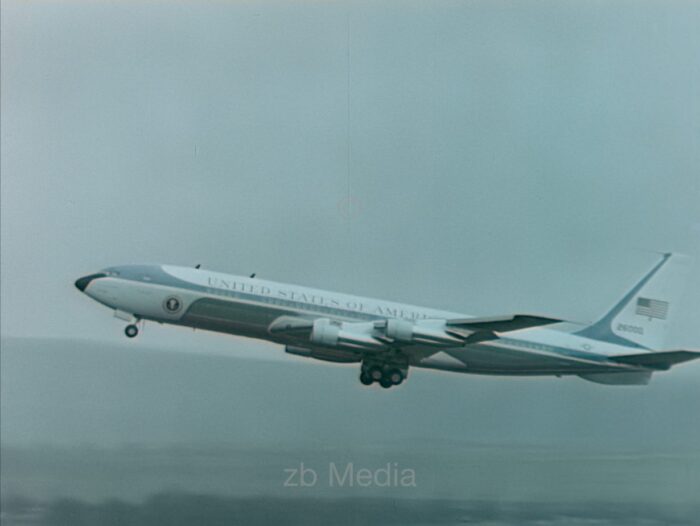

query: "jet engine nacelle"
xmin=310 ymin=318 xmax=385 ymax=351
xmin=385 ymin=319 xmax=464 ymax=346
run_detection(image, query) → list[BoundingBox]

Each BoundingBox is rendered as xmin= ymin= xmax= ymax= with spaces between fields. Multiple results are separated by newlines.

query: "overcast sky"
xmin=2 ymin=1 xmax=700 ymax=352
xmin=2 ymin=4 xmax=700 ymax=519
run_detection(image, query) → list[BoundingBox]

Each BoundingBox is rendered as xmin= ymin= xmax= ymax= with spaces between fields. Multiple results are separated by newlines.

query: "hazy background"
xmin=2 ymin=1 xmax=699 ymax=524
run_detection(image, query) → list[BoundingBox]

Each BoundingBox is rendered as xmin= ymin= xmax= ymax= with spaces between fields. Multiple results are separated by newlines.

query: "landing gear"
xmin=379 ymin=377 xmax=393 ymax=389
xmin=125 ymin=324 xmax=139 ymax=338
xmin=368 ymin=366 xmax=384 ymax=382
xmin=359 ymin=362 xmax=407 ymax=389
xmin=386 ymin=369 xmax=403 ymax=385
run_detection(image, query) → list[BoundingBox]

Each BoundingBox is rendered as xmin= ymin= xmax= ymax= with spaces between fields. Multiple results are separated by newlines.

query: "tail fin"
xmin=576 ymin=253 xmax=691 ymax=350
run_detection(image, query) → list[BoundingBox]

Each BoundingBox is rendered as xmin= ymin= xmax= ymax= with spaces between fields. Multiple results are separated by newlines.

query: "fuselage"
xmin=75 ymin=264 xmax=645 ymax=380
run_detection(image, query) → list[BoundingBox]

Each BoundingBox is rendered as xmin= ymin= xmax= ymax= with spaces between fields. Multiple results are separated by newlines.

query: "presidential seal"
xmin=163 ymin=296 xmax=182 ymax=314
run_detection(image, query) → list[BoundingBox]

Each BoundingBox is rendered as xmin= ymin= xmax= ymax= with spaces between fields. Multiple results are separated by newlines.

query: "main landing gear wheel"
xmin=359 ymin=372 xmax=373 ymax=386
xmin=368 ymin=366 xmax=383 ymax=382
xmin=125 ymin=324 xmax=139 ymax=338
xmin=379 ymin=377 xmax=393 ymax=389
xmin=387 ymin=369 xmax=404 ymax=386
xmin=359 ymin=364 xmax=407 ymax=388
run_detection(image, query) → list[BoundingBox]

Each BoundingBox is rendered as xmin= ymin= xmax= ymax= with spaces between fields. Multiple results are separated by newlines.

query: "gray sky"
xmin=2 ymin=0 xmax=700 ymax=351
xmin=2 ymin=2 xmax=700 ymax=517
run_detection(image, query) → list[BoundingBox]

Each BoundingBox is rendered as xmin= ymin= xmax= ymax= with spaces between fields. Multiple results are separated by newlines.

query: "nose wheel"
xmin=125 ymin=324 xmax=139 ymax=338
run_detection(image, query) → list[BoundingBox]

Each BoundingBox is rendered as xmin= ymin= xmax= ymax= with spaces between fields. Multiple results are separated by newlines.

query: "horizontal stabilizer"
xmin=446 ymin=314 xmax=561 ymax=333
xmin=610 ymin=350 xmax=700 ymax=370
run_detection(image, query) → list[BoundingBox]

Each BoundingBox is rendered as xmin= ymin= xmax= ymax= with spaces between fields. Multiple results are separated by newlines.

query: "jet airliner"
xmin=75 ymin=254 xmax=699 ymax=388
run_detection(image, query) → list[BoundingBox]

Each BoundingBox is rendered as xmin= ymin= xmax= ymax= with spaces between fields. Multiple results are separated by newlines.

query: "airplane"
xmin=74 ymin=253 xmax=699 ymax=388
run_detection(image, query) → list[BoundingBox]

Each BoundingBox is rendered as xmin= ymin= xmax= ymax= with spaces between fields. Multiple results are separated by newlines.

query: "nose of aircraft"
xmin=74 ymin=273 xmax=106 ymax=292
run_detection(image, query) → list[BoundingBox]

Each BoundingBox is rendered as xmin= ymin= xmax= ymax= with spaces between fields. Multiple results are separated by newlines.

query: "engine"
xmin=310 ymin=318 xmax=386 ymax=351
xmin=385 ymin=319 xmax=463 ymax=346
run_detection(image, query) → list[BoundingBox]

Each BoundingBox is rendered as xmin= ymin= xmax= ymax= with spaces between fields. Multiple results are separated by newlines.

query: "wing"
xmin=268 ymin=313 xmax=561 ymax=356
xmin=444 ymin=314 xmax=562 ymax=343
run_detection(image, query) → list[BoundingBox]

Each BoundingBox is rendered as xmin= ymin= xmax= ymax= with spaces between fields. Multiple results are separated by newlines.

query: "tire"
xmin=387 ymin=369 xmax=403 ymax=385
xmin=125 ymin=324 xmax=138 ymax=338
xmin=359 ymin=373 xmax=373 ymax=386
xmin=368 ymin=366 xmax=383 ymax=381
xmin=379 ymin=377 xmax=393 ymax=389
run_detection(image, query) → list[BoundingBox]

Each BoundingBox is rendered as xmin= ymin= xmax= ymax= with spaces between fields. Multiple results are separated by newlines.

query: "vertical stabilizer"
xmin=576 ymin=253 xmax=691 ymax=350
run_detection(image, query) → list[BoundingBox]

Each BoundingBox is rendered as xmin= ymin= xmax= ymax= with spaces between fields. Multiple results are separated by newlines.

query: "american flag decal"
xmin=635 ymin=297 xmax=669 ymax=320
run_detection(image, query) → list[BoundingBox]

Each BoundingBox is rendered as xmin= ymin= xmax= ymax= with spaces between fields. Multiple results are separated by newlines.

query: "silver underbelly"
xmin=418 ymin=343 xmax=621 ymax=376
